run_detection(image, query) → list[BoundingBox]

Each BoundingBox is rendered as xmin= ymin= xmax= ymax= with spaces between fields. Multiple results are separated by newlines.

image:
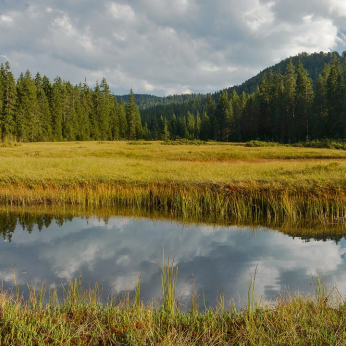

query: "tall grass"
xmin=0 ymin=267 xmax=346 ymax=344
xmin=160 ymin=246 xmax=178 ymax=316
xmin=1 ymin=181 xmax=346 ymax=221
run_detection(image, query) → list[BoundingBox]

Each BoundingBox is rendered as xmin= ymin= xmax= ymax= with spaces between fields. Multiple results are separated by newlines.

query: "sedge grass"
xmin=0 ymin=267 xmax=346 ymax=344
xmin=0 ymin=141 xmax=346 ymax=221
xmin=1 ymin=181 xmax=346 ymax=222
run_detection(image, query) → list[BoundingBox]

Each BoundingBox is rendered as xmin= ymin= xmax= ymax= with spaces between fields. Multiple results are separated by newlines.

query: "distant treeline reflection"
xmin=1 ymin=206 xmax=346 ymax=243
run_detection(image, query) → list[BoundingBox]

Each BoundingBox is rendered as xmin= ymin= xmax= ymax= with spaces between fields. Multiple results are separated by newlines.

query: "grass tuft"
xmin=0 ymin=270 xmax=345 ymax=344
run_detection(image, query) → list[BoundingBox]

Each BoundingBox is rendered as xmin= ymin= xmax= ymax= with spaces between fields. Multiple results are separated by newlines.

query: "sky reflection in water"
xmin=0 ymin=216 xmax=346 ymax=308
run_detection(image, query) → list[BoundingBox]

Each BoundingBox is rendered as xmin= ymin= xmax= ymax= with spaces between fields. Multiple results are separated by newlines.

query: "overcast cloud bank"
xmin=0 ymin=0 xmax=345 ymax=95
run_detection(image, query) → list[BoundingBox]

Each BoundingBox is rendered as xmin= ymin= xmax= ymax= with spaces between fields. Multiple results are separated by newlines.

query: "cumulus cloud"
xmin=0 ymin=0 xmax=344 ymax=95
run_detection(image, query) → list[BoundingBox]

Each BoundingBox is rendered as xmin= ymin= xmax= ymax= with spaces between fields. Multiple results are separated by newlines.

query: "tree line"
xmin=1 ymin=51 xmax=346 ymax=143
xmin=0 ymin=62 xmax=143 ymax=142
xmin=145 ymin=52 xmax=346 ymax=142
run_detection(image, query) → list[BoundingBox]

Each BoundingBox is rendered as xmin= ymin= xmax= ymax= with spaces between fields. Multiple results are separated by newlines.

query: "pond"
xmin=1 ymin=212 xmax=346 ymax=308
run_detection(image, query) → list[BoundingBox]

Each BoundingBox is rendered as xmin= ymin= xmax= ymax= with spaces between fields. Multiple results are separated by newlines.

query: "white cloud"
xmin=244 ymin=1 xmax=275 ymax=31
xmin=53 ymin=15 xmax=74 ymax=35
xmin=0 ymin=0 xmax=344 ymax=95
xmin=143 ymin=80 xmax=155 ymax=91
xmin=294 ymin=17 xmax=337 ymax=50
xmin=0 ymin=15 xmax=13 ymax=23
xmin=329 ymin=0 xmax=346 ymax=17
xmin=303 ymin=14 xmax=314 ymax=23
xmin=200 ymin=63 xmax=220 ymax=72
xmin=109 ymin=3 xmax=135 ymax=21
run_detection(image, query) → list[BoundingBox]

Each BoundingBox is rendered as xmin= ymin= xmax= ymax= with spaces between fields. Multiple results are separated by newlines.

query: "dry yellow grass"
xmin=0 ymin=141 xmax=345 ymax=220
xmin=0 ymin=141 xmax=346 ymax=185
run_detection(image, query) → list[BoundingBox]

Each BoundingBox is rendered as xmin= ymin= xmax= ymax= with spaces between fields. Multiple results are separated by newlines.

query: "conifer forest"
xmin=1 ymin=51 xmax=346 ymax=143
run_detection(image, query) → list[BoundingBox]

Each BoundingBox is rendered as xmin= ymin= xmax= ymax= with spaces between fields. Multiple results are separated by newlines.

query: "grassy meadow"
xmin=1 ymin=141 xmax=346 ymax=344
xmin=1 ymin=140 xmax=346 ymax=220
xmin=2 ymin=140 xmax=346 ymax=183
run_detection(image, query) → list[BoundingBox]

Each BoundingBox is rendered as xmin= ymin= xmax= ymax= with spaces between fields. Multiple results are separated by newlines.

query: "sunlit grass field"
xmin=1 ymin=141 xmax=346 ymax=220
xmin=2 ymin=140 xmax=346 ymax=184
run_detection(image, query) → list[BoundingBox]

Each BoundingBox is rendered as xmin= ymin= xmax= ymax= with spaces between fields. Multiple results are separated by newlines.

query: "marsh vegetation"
xmin=0 ymin=257 xmax=346 ymax=345
xmin=1 ymin=141 xmax=346 ymax=222
xmin=0 ymin=141 xmax=346 ymax=344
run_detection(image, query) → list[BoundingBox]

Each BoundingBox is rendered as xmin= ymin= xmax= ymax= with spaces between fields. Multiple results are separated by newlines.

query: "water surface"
xmin=1 ymin=214 xmax=346 ymax=308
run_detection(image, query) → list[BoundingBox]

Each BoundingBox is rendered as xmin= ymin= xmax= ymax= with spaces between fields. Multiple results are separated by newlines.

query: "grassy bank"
xmin=0 ymin=272 xmax=345 ymax=345
xmin=1 ymin=141 xmax=346 ymax=220
xmin=1 ymin=205 xmax=346 ymax=242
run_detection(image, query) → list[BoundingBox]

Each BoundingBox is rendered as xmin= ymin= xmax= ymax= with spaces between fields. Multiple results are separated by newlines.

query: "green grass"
xmin=0 ymin=141 xmax=346 ymax=220
xmin=1 ymin=265 xmax=346 ymax=344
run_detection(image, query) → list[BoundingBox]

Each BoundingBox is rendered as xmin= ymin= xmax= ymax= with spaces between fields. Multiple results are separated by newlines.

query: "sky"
xmin=0 ymin=0 xmax=346 ymax=96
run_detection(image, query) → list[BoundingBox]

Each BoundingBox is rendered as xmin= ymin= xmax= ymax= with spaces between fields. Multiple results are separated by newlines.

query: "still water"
xmin=1 ymin=214 xmax=346 ymax=307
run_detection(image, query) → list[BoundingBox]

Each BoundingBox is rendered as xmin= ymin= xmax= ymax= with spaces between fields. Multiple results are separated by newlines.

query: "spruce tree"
xmin=134 ymin=104 xmax=143 ymax=139
xmin=91 ymin=82 xmax=101 ymax=139
xmin=200 ymin=112 xmax=211 ymax=140
xmin=295 ymin=61 xmax=313 ymax=141
xmin=126 ymin=89 xmax=141 ymax=139
xmin=62 ymin=82 xmax=77 ymax=141
xmin=216 ymin=90 xmax=233 ymax=141
xmin=195 ymin=111 xmax=201 ymax=139
xmin=99 ymin=77 xmax=112 ymax=140
xmin=206 ymin=94 xmax=216 ymax=139
xmin=283 ymin=59 xmax=297 ymax=142
xmin=326 ymin=53 xmax=344 ymax=138
xmin=110 ymin=96 xmax=120 ymax=140
xmin=186 ymin=111 xmax=195 ymax=139
xmin=118 ymin=100 xmax=128 ymax=139
xmin=2 ymin=62 xmax=16 ymax=140
xmin=142 ymin=122 xmax=151 ymax=140
xmin=170 ymin=114 xmax=177 ymax=139
xmin=50 ymin=77 xmax=64 ymax=141
xmin=231 ymin=90 xmax=243 ymax=141
xmin=161 ymin=116 xmax=170 ymax=140
xmin=0 ymin=64 xmax=5 ymax=139
xmin=80 ymin=80 xmax=93 ymax=140
xmin=258 ymin=74 xmax=270 ymax=140
xmin=177 ymin=116 xmax=189 ymax=138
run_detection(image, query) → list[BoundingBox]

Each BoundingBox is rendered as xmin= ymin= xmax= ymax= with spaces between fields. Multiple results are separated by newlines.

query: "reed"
xmin=1 ymin=181 xmax=346 ymax=222
xmin=0 ymin=272 xmax=346 ymax=344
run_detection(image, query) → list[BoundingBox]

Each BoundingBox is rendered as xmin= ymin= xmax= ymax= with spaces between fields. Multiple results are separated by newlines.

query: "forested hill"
xmin=130 ymin=51 xmax=339 ymax=111
xmin=134 ymin=51 xmax=344 ymax=137
xmin=228 ymin=51 xmax=339 ymax=96
xmin=141 ymin=51 xmax=346 ymax=142
xmin=116 ymin=93 xmax=206 ymax=110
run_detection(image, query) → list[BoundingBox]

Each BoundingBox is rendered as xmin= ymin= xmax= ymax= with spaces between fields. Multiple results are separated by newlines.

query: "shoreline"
xmin=0 ymin=275 xmax=343 ymax=345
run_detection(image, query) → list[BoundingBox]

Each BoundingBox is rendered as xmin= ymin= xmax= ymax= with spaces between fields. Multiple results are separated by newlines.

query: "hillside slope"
xmin=123 ymin=51 xmax=341 ymax=114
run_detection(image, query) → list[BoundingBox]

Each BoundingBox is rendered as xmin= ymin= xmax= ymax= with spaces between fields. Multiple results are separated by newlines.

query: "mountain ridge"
xmin=117 ymin=51 xmax=343 ymax=111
